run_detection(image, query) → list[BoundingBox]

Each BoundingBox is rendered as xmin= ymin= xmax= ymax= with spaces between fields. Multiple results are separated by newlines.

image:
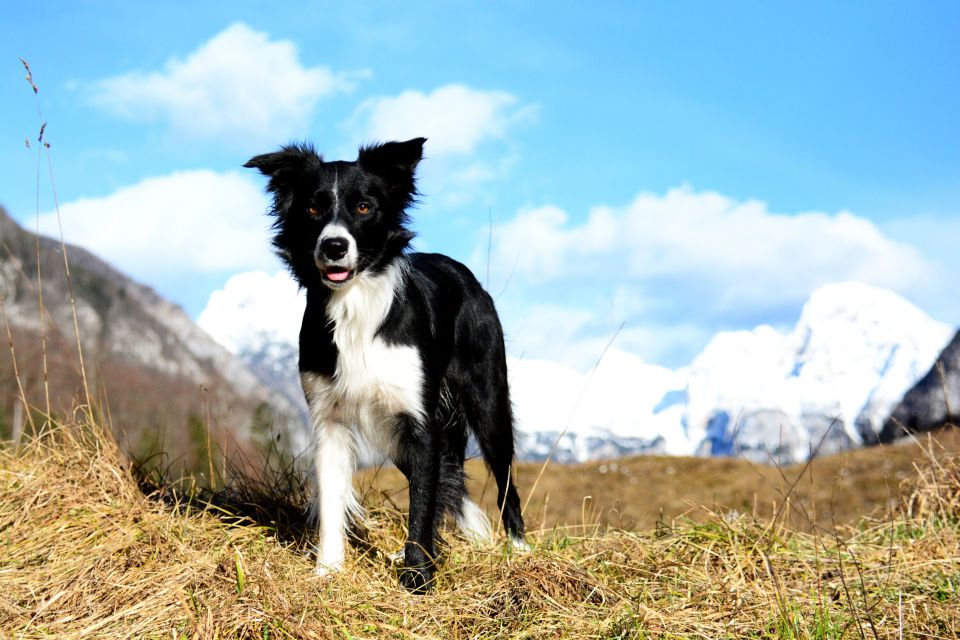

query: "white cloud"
xmin=879 ymin=214 xmax=960 ymax=324
xmin=486 ymin=186 xmax=932 ymax=314
xmin=89 ymin=23 xmax=361 ymax=142
xmin=501 ymin=303 xmax=597 ymax=365
xmin=36 ymin=170 xmax=279 ymax=282
xmin=481 ymin=186 xmax=935 ymax=367
xmin=350 ymin=84 xmax=536 ymax=157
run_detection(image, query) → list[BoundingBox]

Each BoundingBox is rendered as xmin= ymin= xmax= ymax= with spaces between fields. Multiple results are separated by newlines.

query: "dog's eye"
xmin=307 ymin=205 xmax=318 ymax=215
xmin=356 ymin=201 xmax=371 ymax=215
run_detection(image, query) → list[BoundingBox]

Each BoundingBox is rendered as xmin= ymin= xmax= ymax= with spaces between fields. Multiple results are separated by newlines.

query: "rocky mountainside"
xmin=880 ymin=330 xmax=960 ymax=442
xmin=0 ymin=206 xmax=299 ymax=459
xmin=201 ymin=270 xmax=955 ymax=465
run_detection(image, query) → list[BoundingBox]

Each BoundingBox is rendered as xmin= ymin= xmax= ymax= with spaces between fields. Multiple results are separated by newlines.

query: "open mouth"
xmin=322 ymin=266 xmax=354 ymax=285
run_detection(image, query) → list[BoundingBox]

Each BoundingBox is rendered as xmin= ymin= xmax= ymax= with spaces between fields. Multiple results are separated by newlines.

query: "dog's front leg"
xmin=397 ymin=417 xmax=440 ymax=593
xmin=313 ymin=420 xmax=357 ymax=576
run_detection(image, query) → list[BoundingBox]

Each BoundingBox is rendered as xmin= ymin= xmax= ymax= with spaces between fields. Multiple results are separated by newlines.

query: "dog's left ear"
xmin=358 ymin=138 xmax=426 ymax=176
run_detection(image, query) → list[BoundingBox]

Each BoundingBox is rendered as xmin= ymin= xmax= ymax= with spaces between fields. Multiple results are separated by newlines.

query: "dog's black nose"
xmin=320 ymin=237 xmax=349 ymax=260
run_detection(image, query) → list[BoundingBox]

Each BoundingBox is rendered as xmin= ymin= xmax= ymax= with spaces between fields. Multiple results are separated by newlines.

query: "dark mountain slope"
xmin=881 ymin=329 xmax=960 ymax=442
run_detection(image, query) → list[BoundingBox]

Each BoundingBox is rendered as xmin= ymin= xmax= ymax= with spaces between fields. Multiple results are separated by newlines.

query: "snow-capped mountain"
xmin=199 ymin=274 xmax=953 ymax=465
xmin=684 ymin=283 xmax=953 ymax=463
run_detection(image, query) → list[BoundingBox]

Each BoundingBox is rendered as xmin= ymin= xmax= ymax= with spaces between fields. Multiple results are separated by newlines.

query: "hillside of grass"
xmin=1 ymin=415 xmax=958 ymax=639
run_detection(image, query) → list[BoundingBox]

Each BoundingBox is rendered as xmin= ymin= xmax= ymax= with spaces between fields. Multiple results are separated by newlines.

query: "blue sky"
xmin=3 ymin=2 xmax=958 ymax=369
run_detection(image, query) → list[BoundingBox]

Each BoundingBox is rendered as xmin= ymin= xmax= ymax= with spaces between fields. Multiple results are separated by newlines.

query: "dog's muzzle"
xmin=315 ymin=233 xmax=357 ymax=289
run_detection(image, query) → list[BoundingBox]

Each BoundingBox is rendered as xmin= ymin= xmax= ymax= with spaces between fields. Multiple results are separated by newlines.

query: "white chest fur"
xmin=302 ymin=262 xmax=425 ymax=457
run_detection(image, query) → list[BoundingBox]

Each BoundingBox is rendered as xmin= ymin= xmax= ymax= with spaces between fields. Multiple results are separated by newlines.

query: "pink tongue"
xmin=327 ymin=269 xmax=350 ymax=282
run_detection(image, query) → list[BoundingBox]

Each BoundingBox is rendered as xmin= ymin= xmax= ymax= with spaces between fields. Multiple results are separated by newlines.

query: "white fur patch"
xmin=302 ymin=260 xmax=425 ymax=573
xmin=510 ymin=534 xmax=531 ymax=552
xmin=315 ymin=431 xmax=356 ymax=572
xmin=324 ymin=260 xmax=425 ymax=430
xmin=456 ymin=498 xmax=494 ymax=544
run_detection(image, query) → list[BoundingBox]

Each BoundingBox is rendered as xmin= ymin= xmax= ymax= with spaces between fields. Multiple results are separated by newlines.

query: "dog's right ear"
xmin=243 ymin=143 xmax=322 ymax=179
xmin=358 ymin=138 xmax=426 ymax=176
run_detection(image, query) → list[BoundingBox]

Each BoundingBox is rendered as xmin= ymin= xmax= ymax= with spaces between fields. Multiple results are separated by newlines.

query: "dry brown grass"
xmin=361 ymin=429 xmax=960 ymax=535
xmin=1 ymin=415 xmax=958 ymax=639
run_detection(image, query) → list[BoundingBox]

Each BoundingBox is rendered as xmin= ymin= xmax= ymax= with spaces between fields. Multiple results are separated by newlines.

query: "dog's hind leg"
xmin=441 ymin=424 xmax=493 ymax=544
xmin=434 ymin=400 xmax=492 ymax=543
xmin=463 ymin=379 xmax=528 ymax=550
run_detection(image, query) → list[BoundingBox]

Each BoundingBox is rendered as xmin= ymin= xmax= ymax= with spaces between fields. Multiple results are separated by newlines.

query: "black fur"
xmin=245 ymin=138 xmax=525 ymax=592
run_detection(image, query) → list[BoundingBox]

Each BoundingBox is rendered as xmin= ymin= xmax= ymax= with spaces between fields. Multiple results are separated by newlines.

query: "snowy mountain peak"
xmin=789 ymin=282 xmax=952 ymax=437
xmin=792 ymin=282 xmax=942 ymax=362
xmin=198 ymin=271 xmax=304 ymax=354
xmin=508 ymin=348 xmax=689 ymax=460
xmin=797 ymin=282 xmax=932 ymax=331
xmin=685 ymin=282 xmax=952 ymax=462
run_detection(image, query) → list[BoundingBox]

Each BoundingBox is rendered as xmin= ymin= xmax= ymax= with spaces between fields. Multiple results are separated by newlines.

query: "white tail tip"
xmin=456 ymin=498 xmax=494 ymax=544
xmin=510 ymin=534 xmax=531 ymax=552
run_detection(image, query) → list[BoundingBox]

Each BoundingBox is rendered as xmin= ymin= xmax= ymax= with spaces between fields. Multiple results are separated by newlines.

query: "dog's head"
xmin=245 ymin=138 xmax=425 ymax=290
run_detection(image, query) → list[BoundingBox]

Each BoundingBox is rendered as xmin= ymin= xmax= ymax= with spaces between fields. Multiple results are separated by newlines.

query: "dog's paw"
xmin=398 ymin=563 xmax=435 ymax=594
xmin=398 ymin=545 xmax=436 ymax=594
xmin=386 ymin=548 xmax=405 ymax=565
xmin=314 ymin=560 xmax=342 ymax=578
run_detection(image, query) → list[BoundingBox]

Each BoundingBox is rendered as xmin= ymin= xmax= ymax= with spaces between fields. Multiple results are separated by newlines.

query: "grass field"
xmin=1 ymin=415 xmax=958 ymax=638
xmin=361 ymin=429 xmax=960 ymax=535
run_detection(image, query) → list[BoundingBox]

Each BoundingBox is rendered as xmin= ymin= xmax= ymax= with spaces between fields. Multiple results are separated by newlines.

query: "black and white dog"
xmin=245 ymin=138 xmax=526 ymax=592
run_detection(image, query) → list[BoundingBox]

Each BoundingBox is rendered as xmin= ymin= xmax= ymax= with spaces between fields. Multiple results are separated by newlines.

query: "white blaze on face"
xmin=331 ymin=166 xmax=340 ymax=211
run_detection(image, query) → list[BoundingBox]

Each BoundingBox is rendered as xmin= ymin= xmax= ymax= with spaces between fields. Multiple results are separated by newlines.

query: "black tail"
xmin=460 ymin=361 xmax=525 ymax=543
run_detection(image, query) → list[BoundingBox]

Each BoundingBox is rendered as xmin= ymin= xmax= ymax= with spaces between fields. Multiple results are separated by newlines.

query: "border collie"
xmin=245 ymin=138 xmax=526 ymax=592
